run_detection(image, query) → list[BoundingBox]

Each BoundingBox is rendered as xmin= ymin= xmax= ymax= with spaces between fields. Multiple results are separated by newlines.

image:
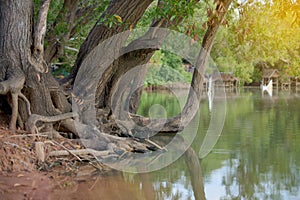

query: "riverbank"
xmin=0 ymin=113 xmax=111 ymax=199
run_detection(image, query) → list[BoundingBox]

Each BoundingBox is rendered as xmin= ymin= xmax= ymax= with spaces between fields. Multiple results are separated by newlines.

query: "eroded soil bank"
xmin=0 ymin=114 xmax=121 ymax=200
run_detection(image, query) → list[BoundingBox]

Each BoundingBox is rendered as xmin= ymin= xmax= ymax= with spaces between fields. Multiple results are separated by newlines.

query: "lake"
xmin=77 ymin=88 xmax=300 ymax=200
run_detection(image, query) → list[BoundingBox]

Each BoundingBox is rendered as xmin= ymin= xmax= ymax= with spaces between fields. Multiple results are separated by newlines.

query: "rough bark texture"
xmin=64 ymin=0 xmax=154 ymax=84
xmin=96 ymin=0 xmax=200 ymax=113
xmin=127 ymin=0 xmax=232 ymax=133
xmin=0 ymin=0 xmax=231 ymax=161
xmin=0 ymin=0 xmax=71 ymax=131
xmin=33 ymin=0 xmax=51 ymax=61
xmin=0 ymin=1 xmax=32 ymax=131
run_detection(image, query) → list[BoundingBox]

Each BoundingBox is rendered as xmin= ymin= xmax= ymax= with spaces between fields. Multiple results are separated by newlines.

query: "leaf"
xmin=113 ymin=14 xmax=123 ymax=23
xmin=129 ymin=24 xmax=133 ymax=31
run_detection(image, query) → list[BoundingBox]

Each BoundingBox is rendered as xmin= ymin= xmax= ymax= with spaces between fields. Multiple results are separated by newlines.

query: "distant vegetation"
xmin=146 ymin=0 xmax=300 ymax=85
xmin=44 ymin=0 xmax=300 ymax=86
xmin=145 ymin=50 xmax=192 ymax=86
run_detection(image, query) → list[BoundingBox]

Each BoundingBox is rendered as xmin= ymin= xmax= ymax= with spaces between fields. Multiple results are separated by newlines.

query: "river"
xmin=75 ymin=88 xmax=300 ymax=200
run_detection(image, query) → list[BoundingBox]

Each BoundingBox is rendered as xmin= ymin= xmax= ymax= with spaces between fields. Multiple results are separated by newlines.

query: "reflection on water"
xmin=77 ymin=89 xmax=300 ymax=200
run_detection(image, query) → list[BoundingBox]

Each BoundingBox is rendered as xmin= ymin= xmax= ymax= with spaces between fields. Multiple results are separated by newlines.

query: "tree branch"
xmin=33 ymin=0 xmax=51 ymax=58
xmin=63 ymin=0 xmax=154 ymax=84
xmin=44 ymin=0 xmax=79 ymax=63
xmin=119 ymin=0 xmax=232 ymax=133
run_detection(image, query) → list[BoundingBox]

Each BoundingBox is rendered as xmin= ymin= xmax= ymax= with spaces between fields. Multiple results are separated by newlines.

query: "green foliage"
xmin=211 ymin=0 xmax=300 ymax=83
xmin=136 ymin=0 xmax=201 ymax=31
xmin=35 ymin=0 xmax=108 ymax=77
xmin=36 ymin=0 xmax=300 ymax=83
xmin=145 ymin=50 xmax=192 ymax=86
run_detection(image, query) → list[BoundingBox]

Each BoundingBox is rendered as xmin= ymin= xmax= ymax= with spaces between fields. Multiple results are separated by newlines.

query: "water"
xmin=83 ymin=89 xmax=300 ymax=200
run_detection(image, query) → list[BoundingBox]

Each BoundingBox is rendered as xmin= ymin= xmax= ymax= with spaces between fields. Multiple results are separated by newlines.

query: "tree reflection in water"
xmin=55 ymin=90 xmax=300 ymax=200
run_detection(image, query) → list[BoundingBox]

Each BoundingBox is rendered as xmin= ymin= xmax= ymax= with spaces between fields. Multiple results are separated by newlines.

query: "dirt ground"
xmin=0 ymin=113 xmax=114 ymax=200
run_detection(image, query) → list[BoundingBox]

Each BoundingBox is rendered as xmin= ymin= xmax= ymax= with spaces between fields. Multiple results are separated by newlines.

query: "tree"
xmin=0 ymin=0 xmax=231 ymax=152
xmin=210 ymin=0 xmax=300 ymax=84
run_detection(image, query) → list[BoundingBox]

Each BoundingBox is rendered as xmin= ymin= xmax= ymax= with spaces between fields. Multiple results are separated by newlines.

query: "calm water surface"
xmin=84 ymin=89 xmax=300 ymax=200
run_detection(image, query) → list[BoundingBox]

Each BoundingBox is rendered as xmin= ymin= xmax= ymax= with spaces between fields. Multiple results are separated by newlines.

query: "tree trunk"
xmin=64 ymin=0 xmax=154 ymax=84
xmin=94 ymin=0 xmax=201 ymax=114
xmin=123 ymin=0 xmax=232 ymax=133
xmin=0 ymin=1 xmax=32 ymax=130
xmin=0 ymin=0 xmax=71 ymax=131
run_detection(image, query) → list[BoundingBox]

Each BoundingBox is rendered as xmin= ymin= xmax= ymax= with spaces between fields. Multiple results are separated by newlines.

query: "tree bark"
xmin=96 ymin=0 xmax=201 ymax=113
xmin=62 ymin=0 xmax=153 ymax=85
xmin=0 ymin=0 xmax=71 ymax=131
xmin=0 ymin=1 xmax=32 ymax=131
xmin=125 ymin=0 xmax=233 ymax=133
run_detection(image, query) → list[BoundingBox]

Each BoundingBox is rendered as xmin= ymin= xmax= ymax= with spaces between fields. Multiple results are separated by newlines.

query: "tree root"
xmin=9 ymin=92 xmax=19 ymax=131
xmin=18 ymin=92 xmax=31 ymax=115
xmin=0 ymin=74 xmax=31 ymax=132
xmin=26 ymin=112 xmax=167 ymax=166
xmin=49 ymin=149 xmax=111 ymax=157
xmin=26 ymin=112 xmax=78 ymax=134
xmin=9 ymin=91 xmax=32 ymax=131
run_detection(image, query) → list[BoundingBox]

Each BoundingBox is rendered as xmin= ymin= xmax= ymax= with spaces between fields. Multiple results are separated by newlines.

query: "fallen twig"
xmin=49 ymin=149 xmax=111 ymax=157
xmin=8 ymin=134 xmax=48 ymax=138
xmin=145 ymin=139 xmax=166 ymax=151
xmin=52 ymin=140 xmax=83 ymax=162
xmin=35 ymin=142 xmax=45 ymax=162
xmin=3 ymin=141 xmax=31 ymax=152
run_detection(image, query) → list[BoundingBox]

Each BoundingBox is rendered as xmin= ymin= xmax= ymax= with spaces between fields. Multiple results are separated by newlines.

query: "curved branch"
xmin=33 ymin=0 xmax=51 ymax=56
xmin=31 ymin=0 xmax=51 ymax=73
xmin=63 ymin=0 xmax=154 ymax=84
xmin=9 ymin=92 xmax=19 ymax=131
xmin=0 ymin=73 xmax=26 ymax=131
xmin=101 ymin=0 xmax=201 ymax=110
xmin=118 ymin=0 xmax=232 ymax=133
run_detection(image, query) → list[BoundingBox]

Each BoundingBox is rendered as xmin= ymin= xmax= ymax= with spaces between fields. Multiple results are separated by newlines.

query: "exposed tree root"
xmin=18 ymin=92 xmax=32 ymax=116
xmin=26 ymin=112 xmax=78 ymax=134
xmin=0 ymin=74 xmax=31 ymax=132
xmin=25 ymin=111 xmax=159 ymax=162
xmin=10 ymin=92 xmax=19 ymax=132
xmin=49 ymin=149 xmax=111 ymax=157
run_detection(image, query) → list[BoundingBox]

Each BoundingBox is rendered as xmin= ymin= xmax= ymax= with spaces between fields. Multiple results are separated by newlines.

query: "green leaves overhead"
xmin=211 ymin=0 xmax=300 ymax=83
xmin=35 ymin=0 xmax=300 ymax=83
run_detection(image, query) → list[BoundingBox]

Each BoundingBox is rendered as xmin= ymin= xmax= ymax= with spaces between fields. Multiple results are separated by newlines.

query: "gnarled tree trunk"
xmin=0 ymin=0 xmax=231 ymax=159
xmin=0 ymin=0 xmax=70 ymax=131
